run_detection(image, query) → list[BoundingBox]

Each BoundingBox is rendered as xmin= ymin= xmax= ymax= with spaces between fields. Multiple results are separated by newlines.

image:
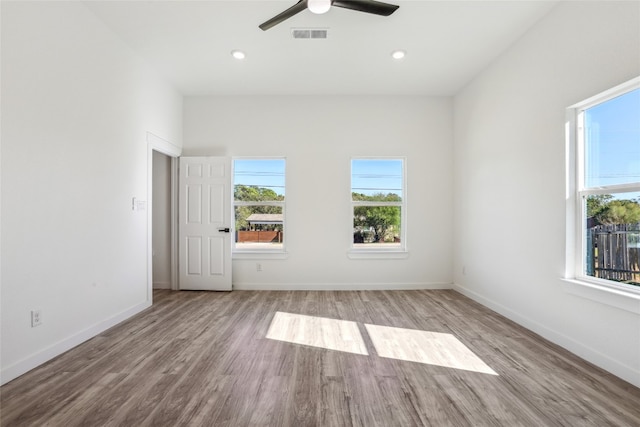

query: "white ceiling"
xmin=84 ymin=0 xmax=558 ymax=96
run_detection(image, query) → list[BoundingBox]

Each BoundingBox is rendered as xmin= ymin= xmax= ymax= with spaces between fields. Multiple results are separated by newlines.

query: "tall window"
xmin=574 ymin=81 xmax=640 ymax=289
xmin=233 ymin=158 xmax=285 ymax=251
xmin=351 ymin=158 xmax=405 ymax=250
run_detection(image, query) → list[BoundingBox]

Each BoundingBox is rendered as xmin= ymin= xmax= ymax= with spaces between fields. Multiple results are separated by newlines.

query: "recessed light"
xmin=231 ymin=50 xmax=246 ymax=60
xmin=391 ymin=50 xmax=406 ymax=60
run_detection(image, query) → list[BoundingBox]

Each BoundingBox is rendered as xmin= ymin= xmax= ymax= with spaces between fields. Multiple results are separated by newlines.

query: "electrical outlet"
xmin=31 ymin=309 xmax=42 ymax=327
xmin=256 ymin=263 xmax=262 ymax=272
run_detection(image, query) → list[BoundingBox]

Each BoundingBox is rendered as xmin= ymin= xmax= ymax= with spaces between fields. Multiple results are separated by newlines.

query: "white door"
xmin=178 ymin=157 xmax=232 ymax=291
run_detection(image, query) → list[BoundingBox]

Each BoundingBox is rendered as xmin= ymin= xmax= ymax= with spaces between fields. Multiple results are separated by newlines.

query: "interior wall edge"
xmin=452 ymin=282 xmax=640 ymax=388
xmin=0 ymin=300 xmax=151 ymax=386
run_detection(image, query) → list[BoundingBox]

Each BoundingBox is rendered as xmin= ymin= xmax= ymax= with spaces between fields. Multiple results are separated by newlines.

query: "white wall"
xmin=152 ymin=151 xmax=172 ymax=289
xmin=0 ymin=2 xmax=182 ymax=384
xmin=453 ymin=1 xmax=640 ymax=387
xmin=184 ymin=96 xmax=453 ymax=289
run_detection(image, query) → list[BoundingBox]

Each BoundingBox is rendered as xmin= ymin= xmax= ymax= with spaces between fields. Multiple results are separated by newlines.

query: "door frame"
xmin=147 ymin=132 xmax=182 ymax=302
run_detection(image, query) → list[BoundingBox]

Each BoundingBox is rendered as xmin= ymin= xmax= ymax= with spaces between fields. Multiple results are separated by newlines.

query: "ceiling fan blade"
xmin=332 ymin=0 xmax=399 ymax=16
xmin=259 ymin=0 xmax=308 ymax=31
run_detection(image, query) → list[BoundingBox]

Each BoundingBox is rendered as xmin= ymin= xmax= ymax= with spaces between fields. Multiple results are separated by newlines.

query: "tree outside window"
xmin=351 ymin=159 xmax=405 ymax=250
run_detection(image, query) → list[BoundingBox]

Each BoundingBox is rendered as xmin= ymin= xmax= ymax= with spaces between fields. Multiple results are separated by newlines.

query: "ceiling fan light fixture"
xmin=308 ymin=0 xmax=331 ymax=15
xmin=231 ymin=50 xmax=246 ymax=60
xmin=391 ymin=50 xmax=406 ymax=60
xmin=259 ymin=0 xmax=398 ymax=31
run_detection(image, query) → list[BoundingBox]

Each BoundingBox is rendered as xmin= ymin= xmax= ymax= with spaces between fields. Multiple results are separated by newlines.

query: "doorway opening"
xmin=146 ymin=132 xmax=181 ymax=300
xmin=152 ymin=150 xmax=172 ymax=290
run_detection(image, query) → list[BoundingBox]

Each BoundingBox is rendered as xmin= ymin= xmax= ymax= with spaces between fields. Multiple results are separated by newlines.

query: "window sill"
xmin=560 ymin=278 xmax=640 ymax=314
xmin=233 ymin=251 xmax=289 ymax=260
xmin=347 ymin=250 xmax=409 ymax=260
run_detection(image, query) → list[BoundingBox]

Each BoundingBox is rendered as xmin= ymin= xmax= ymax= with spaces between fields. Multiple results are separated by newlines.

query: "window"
xmin=233 ymin=158 xmax=285 ymax=252
xmin=351 ymin=158 xmax=406 ymax=252
xmin=571 ymin=79 xmax=640 ymax=290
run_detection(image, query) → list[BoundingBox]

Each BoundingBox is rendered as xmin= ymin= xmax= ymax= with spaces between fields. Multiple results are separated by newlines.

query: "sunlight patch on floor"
xmin=266 ymin=311 xmax=369 ymax=355
xmin=265 ymin=312 xmax=497 ymax=375
xmin=365 ymin=324 xmax=498 ymax=375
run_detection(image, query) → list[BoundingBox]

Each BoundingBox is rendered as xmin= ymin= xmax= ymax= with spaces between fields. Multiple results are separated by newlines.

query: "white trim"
xmin=170 ymin=157 xmax=179 ymax=291
xmin=347 ymin=250 xmax=409 ymax=260
xmin=147 ymin=132 xmax=181 ymax=157
xmin=352 ymin=201 xmax=403 ymax=207
xmin=566 ymin=77 xmax=640 ymax=293
xmin=234 ymin=201 xmax=284 ymax=207
xmin=565 ymin=109 xmax=579 ymax=279
xmin=561 ymin=279 xmax=640 ymax=314
xmin=0 ymin=300 xmax=151 ymax=386
xmin=579 ymin=183 xmax=640 ymax=195
xmin=232 ymin=251 xmax=289 ymax=260
xmin=568 ymin=76 xmax=640 ymax=110
xmin=453 ymin=282 xmax=640 ymax=388
xmin=147 ymin=135 xmax=181 ymax=298
xmin=233 ymin=281 xmax=450 ymax=291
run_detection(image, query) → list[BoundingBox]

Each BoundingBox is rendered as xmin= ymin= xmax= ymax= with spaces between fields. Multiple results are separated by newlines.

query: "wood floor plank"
xmin=2 ymin=289 xmax=639 ymax=427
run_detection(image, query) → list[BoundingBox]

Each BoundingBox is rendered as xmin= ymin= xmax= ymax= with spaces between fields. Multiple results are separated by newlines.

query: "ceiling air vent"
xmin=291 ymin=28 xmax=328 ymax=39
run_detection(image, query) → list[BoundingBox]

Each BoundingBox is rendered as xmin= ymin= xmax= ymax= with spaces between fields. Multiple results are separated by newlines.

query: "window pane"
xmin=353 ymin=206 xmax=401 ymax=247
xmin=584 ymin=192 xmax=640 ymax=286
xmin=234 ymin=159 xmax=285 ymax=201
xmin=584 ymin=88 xmax=640 ymax=188
xmin=352 ymin=159 xmax=403 ymax=200
xmin=235 ymin=205 xmax=283 ymax=249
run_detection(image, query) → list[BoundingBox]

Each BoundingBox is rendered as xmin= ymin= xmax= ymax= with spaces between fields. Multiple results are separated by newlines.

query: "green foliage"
xmin=234 ymin=185 xmax=283 ymax=202
xmin=586 ymin=194 xmax=613 ymax=217
xmin=353 ymin=192 xmax=401 ymax=243
xmin=596 ymin=199 xmax=640 ymax=225
xmin=587 ymin=195 xmax=640 ymax=226
xmin=234 ymin=185 xmax=283 ymax=231
xmin=352 ymin=192 xmax=402 ymax=202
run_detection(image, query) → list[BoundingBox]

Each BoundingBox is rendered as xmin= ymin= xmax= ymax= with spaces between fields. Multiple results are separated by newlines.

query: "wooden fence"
xmin=237 ymin=230 xmax=282 ymax=243
xmin=587 ymin=223 xmax=640 ymax=284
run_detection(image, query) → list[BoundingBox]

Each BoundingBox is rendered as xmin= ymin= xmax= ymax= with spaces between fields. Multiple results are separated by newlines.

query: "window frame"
xmin=231 ymin=157 xmax=287 ymax=258
xmin=348 ymin=157 xmax=408 ymax=259
xmin=566 ymin=77 xmax=640 ymax=296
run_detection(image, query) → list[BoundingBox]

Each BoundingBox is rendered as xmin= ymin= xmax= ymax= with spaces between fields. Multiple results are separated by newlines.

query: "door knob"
xmin=218 ymin=227 xmax=230 ymax=233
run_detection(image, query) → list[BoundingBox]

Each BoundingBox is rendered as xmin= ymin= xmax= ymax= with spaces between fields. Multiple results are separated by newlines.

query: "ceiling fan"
xmin=259 ymin=0 xmax=399 ymax=31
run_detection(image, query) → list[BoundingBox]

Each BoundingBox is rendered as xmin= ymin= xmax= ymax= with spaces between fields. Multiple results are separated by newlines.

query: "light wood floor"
xmin=2 ymin=289 xmax=639 ymax=426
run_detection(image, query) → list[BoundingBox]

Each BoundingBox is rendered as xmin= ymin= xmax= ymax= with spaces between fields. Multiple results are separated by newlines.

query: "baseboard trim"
xmin=233 ymin=282 xmax=453 ymax=291
xmin=153 ymin=281 xmax=171 ymax=289
xmin=452 ymin=282 xmax=640 ymax=388
xmin=0 ymin=300 xmax=151 ymax=386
